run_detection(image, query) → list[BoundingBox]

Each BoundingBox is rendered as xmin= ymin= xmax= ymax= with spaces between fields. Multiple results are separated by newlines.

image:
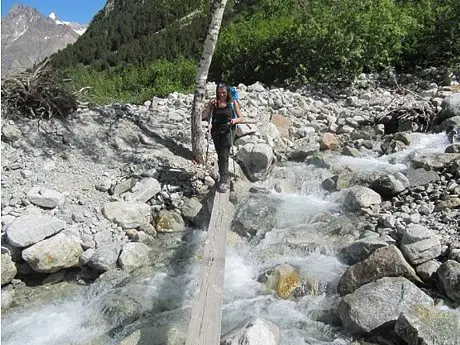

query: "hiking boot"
xmin=217 ymin=181 xmax=229 ymax=193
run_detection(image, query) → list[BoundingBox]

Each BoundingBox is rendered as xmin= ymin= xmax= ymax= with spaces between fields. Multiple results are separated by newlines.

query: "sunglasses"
xmin=217 ymin=82 xmax=227 ymax=87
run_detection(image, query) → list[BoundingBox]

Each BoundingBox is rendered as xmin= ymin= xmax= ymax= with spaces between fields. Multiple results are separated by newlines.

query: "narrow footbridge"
xmin=185 ymin=189 xmax=232 ymax=345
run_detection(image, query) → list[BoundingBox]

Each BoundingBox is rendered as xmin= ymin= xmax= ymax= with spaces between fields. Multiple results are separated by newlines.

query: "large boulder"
xmin=6 ymin=214 xmax=66 ymax=248
xmin=411 ymin=153 xmax=460 ymax=170
xmin=1 ymin=123 xmax=22 ymax=142
xmin=401 ymin=238 xmax=442 ymax=265
xmin=371 ymin=173 xmax=409 ymax=197
xmin=435 ymin=197 xmax=460 ymax=211
xmin=288 ymin=136 xmax=320 ymax=161
xmin=180 ymin=197 xmax=203 ymax=225
xmin=403 ymin=169 xmax=440 ymax=188
xmin=260 ymin=264 xmax=301 ymax=299
xmin=338 ymin=237 xmax=388 ymax=265
xmin=320 ymin=133 xmax=340 ymax=151
xmin=26 ymin=187 xmax=65 ymax=209
xmin=236 ymin=143 xmax=274 ymax=181
xmin=220 ymin=317 xmax=280 ymax=345
xmin=337 ymin=277 xmax=433 ymax=334
xmin=338 ymin=245 xmax=422 ymax=296
xmin=1 ymin=254 xmax=17 ymax=285
xmin=440 ymin=115 xmax=460 ymax=132
xmin=126 ymin=178 xmax=161 ymax=203
xmin=270 ymin=114 xmax=291 ymax=138
xmin=400 ymin=224 xmax=441 ymax=265
xmin=102 ymin=201 xmax=151 ymax=229
xmin=344 ymin=186 xmax=382 ymax=211
xmin=85 ymin=244 xmax=121 ymax=272
xmin=22 ymin=233 xmax=83 ymax=273
xmin=395 ymin=304 xmax=460 ymax=345
xmin=436 ymin=93 xmax=460 ymax=123
xmin=118 ymin=243 xmax=152 ymax=271
xmin=155 ymin=210 xmax=185 ymax=233
xmin=231 ymin=195 xmax=278 ymax=239
xmin=437 ymin=260 xmax=460 ymax=302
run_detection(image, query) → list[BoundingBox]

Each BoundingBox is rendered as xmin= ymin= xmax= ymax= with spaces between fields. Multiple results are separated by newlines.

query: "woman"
xmin=202 ymin=82 xmax=243 ymax=192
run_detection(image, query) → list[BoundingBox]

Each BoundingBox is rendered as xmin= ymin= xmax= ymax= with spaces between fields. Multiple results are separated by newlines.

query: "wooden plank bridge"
xmin=185 ymin=189 xmax=233 ymax=345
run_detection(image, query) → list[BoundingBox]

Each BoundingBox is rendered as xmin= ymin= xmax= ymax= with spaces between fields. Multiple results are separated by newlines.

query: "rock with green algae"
xmin=259 ymin=263 xmax=301 ymax=299
xmin=155 ymin=210 xmax=185 ymax=233
xmin=395 ymin=304 xmax=460 ymax=345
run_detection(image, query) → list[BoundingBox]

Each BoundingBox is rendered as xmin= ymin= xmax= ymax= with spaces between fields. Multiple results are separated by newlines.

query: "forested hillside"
xmin=52 ymin=0 xmax=460 ymax=104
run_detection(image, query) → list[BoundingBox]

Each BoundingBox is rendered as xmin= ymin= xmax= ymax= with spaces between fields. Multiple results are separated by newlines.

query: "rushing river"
xmin=1 ymin=133 xmax=453 ymax=345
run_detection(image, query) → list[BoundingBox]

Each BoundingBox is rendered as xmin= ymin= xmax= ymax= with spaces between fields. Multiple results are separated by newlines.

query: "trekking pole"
xmin=205 ymin=113 xmax=213 ymax=166
xmin=229 ymin=124 xmax=236 ymax=185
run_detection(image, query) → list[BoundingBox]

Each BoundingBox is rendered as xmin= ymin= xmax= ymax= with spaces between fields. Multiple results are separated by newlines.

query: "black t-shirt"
xmin=211 ymin=103 xmax=232 ymax=133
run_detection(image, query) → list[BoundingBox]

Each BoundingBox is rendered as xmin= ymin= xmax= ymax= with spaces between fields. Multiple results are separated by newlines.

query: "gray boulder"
xmin=401 ymin=224 xmax=441 ymax=265
xmin=440 ymin=115 xmax=460 ymax=132
xmin=338 ymin=245 xmax=422 ymax=296
xmin=232 ymin=195 xmax=278 ymax=239
xmin=126 ymin=178 xmax=161 ymax=203
xmin=437 ymin=260 xmax=460 ymax=302
xmin=436 ymin=93 xmax=460 ymax=123
xmin=102 ymin=201 xmax=151 ymax=229
xmin=2 ymin=124 xmax=22 ymax=142
xmin=288 ymin=136 xmax=320 ymax=161
xmin=1 ymin=254 xmax=17 ymax=285
xmin=26 ymin=187 xmax=65 ymax=209
xmin=86 ymin=244 xmax=121 ymax=272
xmin=338 ymin=238 xmax=388 ymax=265
xmin=401 ymin=238 xmax=442 ymax=265
xmin=395 ymin=304 xmax=460 ymax=345
xmin=220 ymin=317 xmax=280 ymax=345
xmin=412 ymin=153 xmax=460 ymax=170
xmin=236 ymin=143 xmax=274 ymax=181
xmin=403 ymin=169 xmax=440 ymax=188
xmin=180 ymin=197 xmax=203 ymax=224
xmin=402 ymin=224 xmax=436 ymax=244
xmin=371 ymin=173 xmax=409 ymax=197
xmin=416 ymin=260 xmax=441 ymax=282
xmin=118 ymin=243 xmax=151 ymax=271
xmin=6 ymin=214 xmax=66 ymax=248
xmin=337 ymin=277 xmax=433 ymax=334
xmin=112 ymin=178 xmax=137 ymax=196
xmin=445 ymin=144 xmax=460 ymax=153
xmin=344 ymin=186 xmax=381 ymax=211
xmin=342 ymin=146 xmax=361 ymax=157
xmin=22 ymin=233 xmax=83 ymax=273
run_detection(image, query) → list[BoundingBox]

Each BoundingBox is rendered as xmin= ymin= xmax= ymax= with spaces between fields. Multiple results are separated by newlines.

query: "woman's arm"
xmin=231 ymin=101 xmax=244 ymax=124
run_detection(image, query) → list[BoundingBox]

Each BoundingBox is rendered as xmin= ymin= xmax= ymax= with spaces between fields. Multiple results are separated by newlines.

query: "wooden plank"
xmin=185 ymin=190 xmax=231 ymax=345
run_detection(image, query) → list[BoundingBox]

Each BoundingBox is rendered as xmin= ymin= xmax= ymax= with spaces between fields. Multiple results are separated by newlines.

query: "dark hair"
xmin=216 ymin=81 xmax=233 ymax=104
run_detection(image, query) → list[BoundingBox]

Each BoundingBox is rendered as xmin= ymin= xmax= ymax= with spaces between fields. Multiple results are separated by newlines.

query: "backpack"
xmin=230 ymin=86 xmax=239 ymax=119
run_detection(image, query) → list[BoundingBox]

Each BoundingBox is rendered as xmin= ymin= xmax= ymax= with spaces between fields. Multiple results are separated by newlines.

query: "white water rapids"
xmin=1 ymin=133 xmax=454 ymax=345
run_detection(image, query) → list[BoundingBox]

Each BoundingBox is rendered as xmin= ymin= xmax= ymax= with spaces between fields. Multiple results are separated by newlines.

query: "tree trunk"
xmin=191 ymin=0 xmax=228 ymax=164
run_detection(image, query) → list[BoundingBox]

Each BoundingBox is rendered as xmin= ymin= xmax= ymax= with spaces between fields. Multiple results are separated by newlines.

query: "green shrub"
xmin=212 ymin=0 xmax=458 ymax=86
xmin=61 ymin=57 xmax=197 ymax=105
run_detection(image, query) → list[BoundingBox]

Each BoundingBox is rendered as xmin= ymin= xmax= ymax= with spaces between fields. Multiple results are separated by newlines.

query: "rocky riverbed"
xmin=1 ymin=72 xmax=460 ymax=345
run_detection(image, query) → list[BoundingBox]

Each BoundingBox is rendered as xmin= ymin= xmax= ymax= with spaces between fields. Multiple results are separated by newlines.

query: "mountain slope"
xmin=50 ymin=0 xmax=248 ymax=70
xmin=1 ymin=5 xmax=85 ymax=76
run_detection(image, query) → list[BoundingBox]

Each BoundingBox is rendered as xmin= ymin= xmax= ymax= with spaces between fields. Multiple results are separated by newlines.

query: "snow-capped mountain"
xmin=49 ymin=12 xmax=87 ymax=36
xmin=1 ymin=5 xmax=87 ymax=76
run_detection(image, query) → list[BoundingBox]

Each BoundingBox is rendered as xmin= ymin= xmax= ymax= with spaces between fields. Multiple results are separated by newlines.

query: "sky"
xmin=1 ymin=0 xmax=107 ymax=24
